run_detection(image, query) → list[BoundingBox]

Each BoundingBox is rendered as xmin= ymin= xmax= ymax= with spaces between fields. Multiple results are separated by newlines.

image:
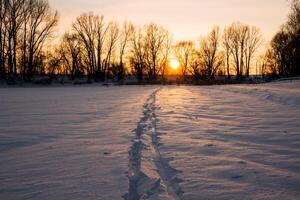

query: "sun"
xmin=170 ymin=59 xmax=180 ymax=70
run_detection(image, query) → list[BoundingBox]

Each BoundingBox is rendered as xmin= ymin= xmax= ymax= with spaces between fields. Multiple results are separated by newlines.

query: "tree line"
xmin=0 ymin=0 xmax=58 ymax=81
xmin=262 ymin=0 xmax=300 ymax=77
xmin=0 ymin=0 xmax=299 ymax=84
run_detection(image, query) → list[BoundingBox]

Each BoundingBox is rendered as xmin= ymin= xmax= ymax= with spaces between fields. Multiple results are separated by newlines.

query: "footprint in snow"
xmin=231 ymin=175 xmax=244 ymax=179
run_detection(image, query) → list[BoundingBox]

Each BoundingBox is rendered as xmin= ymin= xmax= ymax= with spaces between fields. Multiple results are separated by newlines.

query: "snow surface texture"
xmin=0 ymin=80 xmax=300 ymax=200
xmin=0 ymin=86 xmax=157 ymax=200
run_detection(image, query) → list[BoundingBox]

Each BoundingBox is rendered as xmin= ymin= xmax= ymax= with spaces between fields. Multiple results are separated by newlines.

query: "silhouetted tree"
xmin=118 ymin=21 xmax=133 ymax=81
xmin=6 ymin=0 xmax=26 ymax=77
xmin=199 ymin=27 xmax=223 ymax=79
xmin=271 ymin=29 xmax=291 ymax=76
xmin=223 ymin=23 xmax=262 ymax=79
xmin=223 ymin=26 xmax=233 ymax=79
xmin=286 ymin=0 xmax=300 ymax=75
xmin=25 ymin=0 xmax=58 ymax=80
xmin=267 ymin=0 xmax=300 ymax=77
xmin=72 ymin=13 xmax=98 ymax=81
xmin=174 ymin=41 xmax=194 ymax=81
xmin=244 ymin=26 xmax=262 ymax=77
xmin=188 ymin=50 xmax=202 ymax=80
xmin=60 ymin=32 xmax=82 ymax=80
xmin=159 ymin=32 xmax=172 ymax=80
xmin=95 ymin=15 xmax=109 ymax=80
xmin=0 ymin=0 xmax=58 ymax=81
xmin=144 ymin=23 xmax=169 ymax=80
xmin=130 ymin=26 xmax=146 ymax=82
xmin=0 ymin=0 xmax=7 ymax=79
xmin=103 ymin=22 xmax=119 ymax=82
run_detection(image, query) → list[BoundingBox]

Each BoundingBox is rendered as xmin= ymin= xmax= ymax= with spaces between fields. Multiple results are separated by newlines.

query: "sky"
xmin=49 ymin=0 xmax=290 ymax=42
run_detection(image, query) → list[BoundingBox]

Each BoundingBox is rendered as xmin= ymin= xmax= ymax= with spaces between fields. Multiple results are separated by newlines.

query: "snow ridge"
xmin=124 ymin=89 xmax=183 ymax=200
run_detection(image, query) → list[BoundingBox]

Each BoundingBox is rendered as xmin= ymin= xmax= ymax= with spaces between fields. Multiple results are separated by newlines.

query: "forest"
xmin=0 ymin=0 xmax=299 ymax=84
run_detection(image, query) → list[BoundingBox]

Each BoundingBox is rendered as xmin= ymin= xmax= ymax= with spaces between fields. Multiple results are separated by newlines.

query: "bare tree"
xmin=174 ymin=41 xmax=194 ymax=81
xmin=287 ymin=0 xmax=300 ymax=35
xmin=3 ymin=0 xmax=26 ymax=77
xmin=264 ymin=48 xmax=279 ymax=76
xmin=130 ymin=26 xmax=146 ymax=82
xmin=267 ymin=0 xmax=300 ymax=77
xmin=72 ymin=13 xmax=115 ymax=81
xmin=21 ymin=0 xmax=30 ymax=79
xmin=188 ymin=49 xmax=202 ymax=80
xmin=46 ymin=46 xmax=63 ymax=81
xmin=159 ymin=32 xmax=172 ymax=80
xmin=95 ymin=15 xmax=109 ymax=80
xmin=226 ymin=23 xmax=247 ymax=79
xmin=73 ymin=13 xmax=98 ymax=80
xmin=103 ymin=21 xmax=119 ymax=82
xmin=117 ymin=21 xmax=133 ymax=81
xmin=224 ymin=23 xmax=263 ymax=79
xmin=60 ymin=32 xmax=82 ymax=80
xmin=25 ymin=0 xmax=58 ymax=80
xmin=199 ymin=27 xmax=223 ymax=79
xmin=0 ymin=0 xmax=7 ymax=78
xmin=223 ymin=26 xmax=233 ymax=79
xmin=271 ymin=29 xmax=290 ymax=76
xmin=286 ymin=0 xmax=300 ymax=75
xmin=144 ymin=23 xmax=169 ymax=80
xmin=245 ymin=26 xmax=262 ymax=77
xmin=0 ymin=0 xmax=58 ymax=81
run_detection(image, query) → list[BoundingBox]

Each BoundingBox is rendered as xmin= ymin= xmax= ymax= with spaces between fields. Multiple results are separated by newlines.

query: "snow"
xmin=0 ymin=80 xmax=300 ymax=200
xmin=0 ymin=86 xmax=157 ymax=200
xmin=156 ymin=80 xmax=300 ymax=200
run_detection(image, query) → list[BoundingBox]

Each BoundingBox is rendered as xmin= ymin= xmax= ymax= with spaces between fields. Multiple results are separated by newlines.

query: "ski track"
xmin=124 ymin=89 xmax=183 ymax=200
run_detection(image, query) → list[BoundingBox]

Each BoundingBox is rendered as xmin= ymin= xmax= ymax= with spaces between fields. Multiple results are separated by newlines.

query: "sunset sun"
xmin=170 ymin=59 xmax=180 ymax=70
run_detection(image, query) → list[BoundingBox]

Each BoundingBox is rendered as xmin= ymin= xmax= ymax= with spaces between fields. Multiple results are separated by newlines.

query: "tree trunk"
xmin=226 ymin=53 xmax=231 ymax=79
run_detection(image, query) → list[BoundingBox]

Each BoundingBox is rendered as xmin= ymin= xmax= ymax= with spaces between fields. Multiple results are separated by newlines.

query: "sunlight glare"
xmin=170 ymin=59 xmax=180 ymax=70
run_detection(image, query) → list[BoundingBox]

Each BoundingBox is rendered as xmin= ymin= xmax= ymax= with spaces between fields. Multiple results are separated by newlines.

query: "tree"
xmin=188 ymin=50 xmax=202 ymax=80
xmin=223 ymin=26 xmax=233 ymax=79
xmin=0 ymin=0 xmax=58 ymax=81
xmin=225 ymin=23 xmax=248 ymax=79
xmin=174 ymin=41 xmax=194 ymax=81
xmin=266 ymin=0 xmax=300 ymax=77
xmin=244 ymin=26 xmax=262 ymax=77
xmin=271 ymin=29 xmax=290 ymax=76
xmin=144 ymin=23 xmax=169 ymax=80
xmin=223 ymin=23 xmax=262 ymax=79
xmin=159 ymin=32 xmax=172 ymax=80
xmin=95 ymin=15 xmax=109 ymax=80
xmin=199 ymin=27 xmax=223 ymax=79
xmin=287 ymin=0 xmax=300 ymax=35
xmin=128 ymin=23 xmax=170 ymax=82
xmin=286 ymin=0 xmax=300 ymax=75
xmin=130 ymin=26 xmax=146 ymax=82
xmin=60 ymin=32 xmax=82 ymax=80
xmin=118 ymin=21 xmax=133 ymax=81
xmin=72 ymin=13 xmax=98 ymax=80
xmin=0 ymin=0 xmax=8 ymax=79
xmin=262 ymin=49 xmax=277 ymax=76
xmin=103 ymin=22 xmax=119 ymax=82
xmin=6 ymin=0 xmax=26 ymax=76
xmin=47 ymin=47 xmax=63 ymax=81
xmin=25 ymin=0 xmax=58 ymax=80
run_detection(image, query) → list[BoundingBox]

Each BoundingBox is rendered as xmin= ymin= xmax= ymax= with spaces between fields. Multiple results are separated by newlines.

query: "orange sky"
xmin=50 ymin=0 xmax=290 ymax=42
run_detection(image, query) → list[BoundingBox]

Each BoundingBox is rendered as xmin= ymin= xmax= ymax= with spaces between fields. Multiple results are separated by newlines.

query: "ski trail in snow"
xmin=124 ymin=89 xmax=183 ymax=200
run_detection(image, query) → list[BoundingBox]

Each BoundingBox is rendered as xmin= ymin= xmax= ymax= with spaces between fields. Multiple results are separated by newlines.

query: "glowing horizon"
xmin=50 ymin=0 xmax=290 ymax=42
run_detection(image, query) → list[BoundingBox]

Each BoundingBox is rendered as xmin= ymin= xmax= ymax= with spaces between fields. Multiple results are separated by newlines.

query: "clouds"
xmin=50 ymin=0 xmax=289 ymax=41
